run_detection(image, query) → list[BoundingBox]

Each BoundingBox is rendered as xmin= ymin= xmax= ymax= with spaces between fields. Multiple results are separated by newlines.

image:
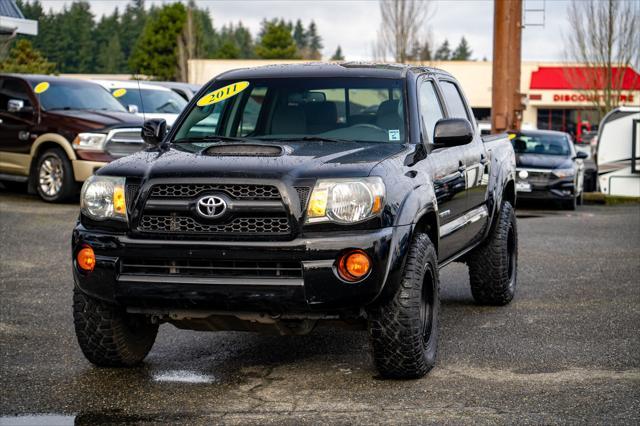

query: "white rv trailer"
xmin=596 ymin=107 xmax=640 ymax=197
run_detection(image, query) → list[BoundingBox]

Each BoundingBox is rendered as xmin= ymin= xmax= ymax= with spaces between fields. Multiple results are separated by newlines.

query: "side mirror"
xmin=141 ymin=119 xmax=167 ymax=146
xmin=575 ymin=151 xmax=589 ymax=160
xmin=127 ymin=104 xmax=139 ymax=114
xmin=433 ymin=118 xmax=474 ymax=147
xmin=8 ymin=99 xmax=32 ymax=114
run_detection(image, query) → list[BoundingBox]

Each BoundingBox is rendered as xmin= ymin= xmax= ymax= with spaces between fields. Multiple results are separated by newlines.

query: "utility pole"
xmin=492 ymin=0 xmax=524 ymax=133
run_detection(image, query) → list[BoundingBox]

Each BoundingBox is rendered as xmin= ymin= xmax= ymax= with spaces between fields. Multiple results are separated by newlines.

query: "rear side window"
xmin=0 ymin=78 xmax=33 ymax=111
xmin=418 ymin=80 xmax=444 ymax=143
xmin=440 ymin=81 xmax=469 ymax=120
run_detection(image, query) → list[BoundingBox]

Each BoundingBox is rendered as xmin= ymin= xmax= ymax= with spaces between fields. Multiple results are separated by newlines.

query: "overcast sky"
xmin=37 ymin=0 xmax=572 ymax=62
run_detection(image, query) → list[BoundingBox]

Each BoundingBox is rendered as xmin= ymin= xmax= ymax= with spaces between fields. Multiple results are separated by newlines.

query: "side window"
xmin=238 ymin=87 xmax=267 ymax=136
xmin=418 ymin=80 xmax=444 ymax=143
xmin=0 ymin=78 xmax=33 ymax=112
xmin=440 ymin=81 xmax=469 ymax=120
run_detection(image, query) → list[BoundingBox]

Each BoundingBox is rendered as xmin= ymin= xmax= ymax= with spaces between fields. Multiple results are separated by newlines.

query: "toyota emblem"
xmin=196 ymin=195 xmax=227 ymax=219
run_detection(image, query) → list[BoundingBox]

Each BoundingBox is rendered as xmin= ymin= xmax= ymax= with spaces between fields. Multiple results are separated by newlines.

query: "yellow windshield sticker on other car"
xmin=508 ymin=133 xmax=516 ymax=140
xmin=197 ymin=81 xmax=250 ymax=107
xmin=112 ymin=88 xmax=127 ymax=98
xmin=34 ymin=82 xmax=50 ymax=94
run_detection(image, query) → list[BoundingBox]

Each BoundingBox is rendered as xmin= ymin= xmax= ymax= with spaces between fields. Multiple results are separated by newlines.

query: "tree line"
xmin=6 ymin=0 xmax=340 ymax=80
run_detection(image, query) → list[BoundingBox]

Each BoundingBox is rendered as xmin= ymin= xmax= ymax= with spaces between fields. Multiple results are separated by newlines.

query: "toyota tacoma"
xmin=72 ymin=63 xmax=517 ymax=379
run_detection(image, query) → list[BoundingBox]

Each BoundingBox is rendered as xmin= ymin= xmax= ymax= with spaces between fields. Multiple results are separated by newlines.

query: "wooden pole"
xmin=492 ymin=0 xmax=523 ymax=133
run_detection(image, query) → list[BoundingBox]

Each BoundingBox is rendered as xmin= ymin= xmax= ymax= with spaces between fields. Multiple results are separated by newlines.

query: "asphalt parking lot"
xmin=1 ymin=188 xmax=639 ymax=425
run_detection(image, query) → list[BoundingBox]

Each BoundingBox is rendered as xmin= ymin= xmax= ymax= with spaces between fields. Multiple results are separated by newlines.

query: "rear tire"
xmin=35 ymin=148 xmax=76 ymax=202
xmin=73 ymin=287 xmax=158 ymax=367
xmin=467 ymin=201 xmax=517 ymax=305
xmin=368 ymin=233 xmax=440 ymax=379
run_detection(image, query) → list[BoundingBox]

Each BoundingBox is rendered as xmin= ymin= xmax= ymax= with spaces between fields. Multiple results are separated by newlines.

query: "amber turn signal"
xmin=77 ymin=246 xmax=96 ymax=272
xmin=337 ymin=250 xmax=371 ymax=282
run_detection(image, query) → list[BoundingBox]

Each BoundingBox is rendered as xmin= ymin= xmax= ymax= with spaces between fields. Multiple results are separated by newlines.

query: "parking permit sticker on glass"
xmin=388 ymin=129 xmax=400 ymax=141
xmin=197 ymin=81 xmax=250 ymax=107
xmin=112 ymin=88 xmax=127 ymax=98
xmin=34 ymin=82 xmax=50 ymax=94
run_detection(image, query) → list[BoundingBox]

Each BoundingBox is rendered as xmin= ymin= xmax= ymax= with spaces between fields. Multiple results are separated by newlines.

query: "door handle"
xmin=480 ymin=154 xmax=488 ymax=165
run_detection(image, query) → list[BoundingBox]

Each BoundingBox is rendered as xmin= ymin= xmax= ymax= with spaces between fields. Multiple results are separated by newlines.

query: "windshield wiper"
xmin=172 ymin=136 xmax=252 ymax=143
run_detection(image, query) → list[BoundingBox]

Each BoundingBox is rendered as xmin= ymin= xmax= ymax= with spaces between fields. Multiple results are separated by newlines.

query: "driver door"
xmin=0 ymin=77 xmax=37 ymax=176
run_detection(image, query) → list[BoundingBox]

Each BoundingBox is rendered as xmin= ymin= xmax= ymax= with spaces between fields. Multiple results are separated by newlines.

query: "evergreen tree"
xmin=331 ymin=46 xmax=344 ymax=61
xmin=129 ymin=3 xmax=187 ymax=80
xmin=451 ymin=36 xmax=472 ymax=60
xmin=58 ymin=1 xmax=96 ymax=72
xmin=434 ymin=39 xmax=451 ymax=60
xmin=97 ymin=35 xmax=125 ymax=73
xmin=307 ymin=21 xmax=323 ymax=60
xmin=255 ymin=20 xmax=298 ymax=59
xmin=233 ymin=23 xmax=254 ymax=58
xmin=420 ymin=41 xmax=432 ymax=61
xmin=217 ymin=40 xmax=240 ymax=59
xmin=0 ymin=39 xmax=56 ymax=73
xmin=121 ymin=0 xmax=148 ymax=68
xmin=293 ymin=19 xmax=308 ymax=51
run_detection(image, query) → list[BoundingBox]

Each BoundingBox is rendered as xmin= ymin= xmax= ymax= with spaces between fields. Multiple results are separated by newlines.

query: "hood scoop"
xmin=203 ymin=144 xmax=284 ymax=157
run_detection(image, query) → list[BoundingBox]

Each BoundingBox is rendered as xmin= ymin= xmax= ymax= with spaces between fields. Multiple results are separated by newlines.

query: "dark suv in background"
xmin=0 ymin=74 xmax=144 ymax=202
xmin=510 ymin=129 xmax=588 ymax=209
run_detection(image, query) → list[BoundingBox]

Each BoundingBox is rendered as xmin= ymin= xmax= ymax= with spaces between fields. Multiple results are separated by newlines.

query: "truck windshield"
xmin=173 ymin=78 xmax=407 ymax=144
xmin=511 ymin=133 xmax=571 ymax=156
xmin=34 ymin=82 xmax=126 ymax=112
xmin=111 ymin=88 xmax=187 ymax=114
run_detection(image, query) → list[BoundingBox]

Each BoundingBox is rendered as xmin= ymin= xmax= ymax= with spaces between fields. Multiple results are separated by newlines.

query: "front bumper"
xmin=516 ymin=172 xmax=575 ymax=200
xmin=72 ymin=225 xmax=411 ymax=313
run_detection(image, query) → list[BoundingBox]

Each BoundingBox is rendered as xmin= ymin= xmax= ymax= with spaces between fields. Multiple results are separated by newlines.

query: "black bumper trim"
xmin=118 ymin=274 xmax=304 ymax=287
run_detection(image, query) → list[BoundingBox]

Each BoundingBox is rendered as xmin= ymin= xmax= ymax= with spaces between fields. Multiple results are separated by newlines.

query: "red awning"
xmin=530 ymin=66 xmax=640 ymax=90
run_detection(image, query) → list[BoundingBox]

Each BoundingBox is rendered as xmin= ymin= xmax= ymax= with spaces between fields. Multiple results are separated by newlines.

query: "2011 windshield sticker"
xmin=197 ymin=81 xmax=250 ymax=107
xmin=34 ymin=82 xmax=50 ymax=94
xmin=112 ymin=88 xmax=127 ymax=98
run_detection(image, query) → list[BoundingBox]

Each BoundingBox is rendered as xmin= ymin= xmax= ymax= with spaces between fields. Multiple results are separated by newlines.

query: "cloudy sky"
xmin=38 ymin=0 xmax=572 ymax=61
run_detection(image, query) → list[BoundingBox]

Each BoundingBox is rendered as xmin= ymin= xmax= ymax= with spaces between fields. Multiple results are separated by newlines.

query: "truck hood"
xmin=516 ymin=153 xmax=572 ymax=169
xmin=48 ymin=109 xmax=144 ymax=129
xmin=100 ymin=141 xmax=408 ymax=181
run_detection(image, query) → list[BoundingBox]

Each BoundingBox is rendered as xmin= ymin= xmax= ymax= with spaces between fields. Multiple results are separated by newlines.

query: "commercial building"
xmin=187 ymin=59 xmax=639 ymax=140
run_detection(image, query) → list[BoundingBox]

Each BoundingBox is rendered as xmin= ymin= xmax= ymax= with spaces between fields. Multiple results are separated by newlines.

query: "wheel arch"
xmin=27 ymin=134 xmax=77 ymax=192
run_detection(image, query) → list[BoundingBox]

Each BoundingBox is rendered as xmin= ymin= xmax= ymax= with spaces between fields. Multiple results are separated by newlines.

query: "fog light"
xmin=77 ymin=246 xmax=95 ymax=272
xmin=337 ymin=250 xmax=371 ymax=282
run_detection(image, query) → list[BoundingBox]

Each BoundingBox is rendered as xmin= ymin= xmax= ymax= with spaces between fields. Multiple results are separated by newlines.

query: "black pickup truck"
xmin=72 ymin=63 xmax=517 ymax=379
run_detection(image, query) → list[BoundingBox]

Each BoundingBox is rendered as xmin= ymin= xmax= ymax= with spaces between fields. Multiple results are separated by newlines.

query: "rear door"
xmin=0 ymin=77 xmax=37 ymax=176
xmin=438 ymin=79 xmax=489 ymax=246
xmin=417 ymin=77 xmax=468 ymax=261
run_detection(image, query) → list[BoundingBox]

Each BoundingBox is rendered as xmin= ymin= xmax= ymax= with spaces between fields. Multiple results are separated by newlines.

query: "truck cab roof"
xmin=216 ymin=62 xmax=453 ymax=81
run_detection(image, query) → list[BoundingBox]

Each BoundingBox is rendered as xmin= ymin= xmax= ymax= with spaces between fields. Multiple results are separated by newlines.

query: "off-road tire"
xmin=35 ymin=147 xmax=76 ymax=202
xmin=467 ymin=201 xmax=517 ymax=305
xmin=368 ymin=233 xmax=440 ymax=379
xmin=73 ymin=287 xmax=158 ymax=367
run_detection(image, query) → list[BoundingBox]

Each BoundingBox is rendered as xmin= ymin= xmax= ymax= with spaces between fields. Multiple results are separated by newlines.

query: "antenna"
xmin=136 ymin=75 xmax=146 ymax=122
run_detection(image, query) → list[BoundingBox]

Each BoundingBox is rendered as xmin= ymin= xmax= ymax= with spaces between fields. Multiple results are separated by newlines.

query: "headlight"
xmin=80 ymin=176 xmax=127 ymax=221
xmin=73 ymin=133 xmax=107 ymax=151
xmin=552 ymin=168 xmax=574 ymax=179
xmin=306 ymin=177 xmax=385 ymax=224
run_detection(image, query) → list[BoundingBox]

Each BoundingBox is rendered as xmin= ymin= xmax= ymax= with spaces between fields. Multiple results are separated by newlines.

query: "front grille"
xmin=139 ymin=215 xmax=291 ymax=234
xmin=105 ymin=128 xmax=144 ymax=158
xmin=524 ymin=170 xmax=551 ymax=185
xmin=295 ymin=186 xmax=310 ymax=211
xmin=150 ymin=183 xmax=280 ymax=200
xmin=126 ymin=183 xmax=139 ymax=210
xmin=121 ymin=258 xmax=302 ymax=278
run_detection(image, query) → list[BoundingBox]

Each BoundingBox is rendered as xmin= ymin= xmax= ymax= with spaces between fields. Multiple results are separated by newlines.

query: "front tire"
xmin=368 ymin=233 xmax=440 ymax=379
xmin=467 ymin=201 xmax=517 ymax=305
xmin=561 ymin=195 xmax=577 ymax=210
xmin=73 ymin=287 xmax=158 ymax=367
xmin=35 ymin=148 xmax=76 ymax=202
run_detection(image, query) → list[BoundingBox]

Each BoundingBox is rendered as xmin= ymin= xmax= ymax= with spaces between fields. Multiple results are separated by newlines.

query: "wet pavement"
xmin=1 ymin=189 xmax=639 ymax=424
